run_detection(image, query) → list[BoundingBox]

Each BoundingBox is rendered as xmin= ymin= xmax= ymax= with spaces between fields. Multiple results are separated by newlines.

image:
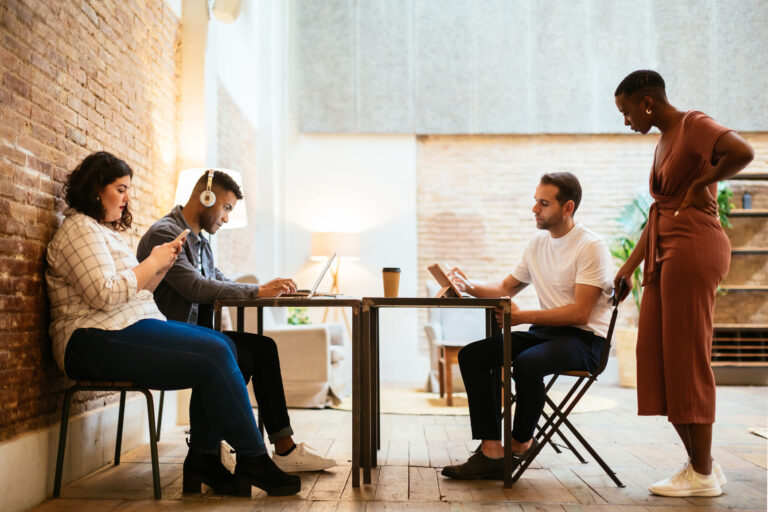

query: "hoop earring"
xmin=645 ymin=108 xmax=652 ymax=115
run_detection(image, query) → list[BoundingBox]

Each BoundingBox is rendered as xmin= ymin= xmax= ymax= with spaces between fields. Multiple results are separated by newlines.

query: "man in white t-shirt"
xmin=442 ymin=172 xmax=615 ymax=481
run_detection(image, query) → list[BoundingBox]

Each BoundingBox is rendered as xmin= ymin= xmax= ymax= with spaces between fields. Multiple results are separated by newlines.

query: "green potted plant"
xmin=610 ymin=184 xmax=733 ymax=387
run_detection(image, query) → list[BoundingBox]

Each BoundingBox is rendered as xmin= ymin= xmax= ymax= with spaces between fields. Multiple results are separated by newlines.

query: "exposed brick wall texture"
xmin=416 ymin=133 xmax=768 ymax=347
xmin=215 ymin=81 xmax=260 ymax=279
xmin=0 ymin=0 xmax=180 ymax=441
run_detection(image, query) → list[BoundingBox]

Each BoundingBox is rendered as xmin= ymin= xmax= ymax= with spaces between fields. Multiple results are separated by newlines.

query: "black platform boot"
xmin=182 ymin=449 xmax=237 ymax=495
xmin=234 ymin=453 xmax=301 ymax=497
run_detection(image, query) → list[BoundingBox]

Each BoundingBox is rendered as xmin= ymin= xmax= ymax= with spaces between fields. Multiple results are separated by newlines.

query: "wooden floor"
xmin=33 ymin=362 xmax=767 ymax=511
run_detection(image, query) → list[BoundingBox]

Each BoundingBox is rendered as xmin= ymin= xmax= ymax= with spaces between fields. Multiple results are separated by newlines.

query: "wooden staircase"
xmin=714 ymin=170 xmax=768 ymax=384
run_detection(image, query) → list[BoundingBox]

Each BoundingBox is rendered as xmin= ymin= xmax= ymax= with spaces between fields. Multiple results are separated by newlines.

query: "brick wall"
xmin=215 ymin=81 xmax=260 ymax=279
xmin=416 ymin=133 xmax=768 ymax=344
xmin=0 ymin=0 xmax=180 ymax=442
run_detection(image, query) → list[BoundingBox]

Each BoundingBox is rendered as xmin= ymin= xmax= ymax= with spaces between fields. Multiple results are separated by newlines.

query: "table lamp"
xmin=175 ymin=168 xmax=248 ymax=229
xmin=311 ymin=232 xmax=360 ymax=328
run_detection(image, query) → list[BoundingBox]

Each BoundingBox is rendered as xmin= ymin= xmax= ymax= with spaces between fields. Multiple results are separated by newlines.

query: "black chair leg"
xmin=141 ymin=390 xmax=162 ymax=499
xmin=156 ymin=390 xmax=164 ymax=441
xmin=115 ymin=390 xmax=126 ymax=465
xmin=53 ymin=387 xmax=76 ymax=498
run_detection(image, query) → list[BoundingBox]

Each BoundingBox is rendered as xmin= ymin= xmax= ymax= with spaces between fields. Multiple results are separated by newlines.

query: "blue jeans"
xmin=64 ymin=319 xmax=266 ymax=456
xmin=458 ymin=325 xmax=605 ymax=442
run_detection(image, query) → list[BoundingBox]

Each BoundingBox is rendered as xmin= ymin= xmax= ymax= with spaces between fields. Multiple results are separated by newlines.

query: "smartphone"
xmin=174 ymin=228 xmax=191 ymax=242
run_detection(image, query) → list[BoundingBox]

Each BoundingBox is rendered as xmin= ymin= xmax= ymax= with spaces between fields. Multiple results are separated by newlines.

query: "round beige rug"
xmin=332 ymin=389 xmax=616 ymax=416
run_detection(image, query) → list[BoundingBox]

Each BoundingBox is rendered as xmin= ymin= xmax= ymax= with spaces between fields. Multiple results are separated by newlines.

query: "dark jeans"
xmin=458 ymin=325 xmax=605 ymax=442
xmin=224 ymin=331 xmax=294 ymax=443
xmin=65 ymin=319 xmax=266 ymax=456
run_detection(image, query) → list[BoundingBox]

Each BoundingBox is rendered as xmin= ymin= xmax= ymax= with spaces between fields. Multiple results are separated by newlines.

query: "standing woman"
xmin=46 ymin=151 xmax=300 ymax=497
xmin=613 ymin=70 xmax=754 ymax=497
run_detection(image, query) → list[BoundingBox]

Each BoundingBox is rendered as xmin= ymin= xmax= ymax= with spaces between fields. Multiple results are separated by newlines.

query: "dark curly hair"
xmin=64 ymin=151 xmax=133 ymax=231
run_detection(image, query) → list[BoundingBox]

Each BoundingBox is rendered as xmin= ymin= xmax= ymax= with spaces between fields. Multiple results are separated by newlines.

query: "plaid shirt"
xmin=46 ymin=210 xmax=165 ymax=371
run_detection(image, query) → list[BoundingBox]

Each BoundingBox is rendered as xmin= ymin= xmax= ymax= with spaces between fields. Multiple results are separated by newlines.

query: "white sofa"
xmin=229 ymin=276 xmax=351 ymax=408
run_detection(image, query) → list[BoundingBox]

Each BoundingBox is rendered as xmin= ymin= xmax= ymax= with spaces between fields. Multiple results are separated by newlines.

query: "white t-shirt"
xmin=511 ymin=223 xmax=615 ymax=338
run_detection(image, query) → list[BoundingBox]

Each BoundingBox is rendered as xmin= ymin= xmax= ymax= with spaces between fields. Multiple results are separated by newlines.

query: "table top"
xmin=362 ymin=297 xmax=509 ymax=308
xmin=214 ymin=296 xmax=361 ymax=308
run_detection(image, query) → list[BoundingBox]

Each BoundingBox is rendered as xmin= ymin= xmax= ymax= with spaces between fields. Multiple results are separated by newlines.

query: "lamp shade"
xmin=174 ymin=168 xmax=248 ymax=230
xmin=311 ymin=232 xmax=360 ymax=261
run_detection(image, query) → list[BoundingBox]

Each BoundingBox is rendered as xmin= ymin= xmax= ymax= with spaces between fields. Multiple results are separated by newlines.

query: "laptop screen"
xmin=310 ymin=253 xmax=336 ymax=294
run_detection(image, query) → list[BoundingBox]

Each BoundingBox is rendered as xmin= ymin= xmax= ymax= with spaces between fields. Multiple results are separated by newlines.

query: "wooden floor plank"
xmin=408 ymin=466 xmax=441 ymax=501
xmin=373 ymin=465 xmax=409 ymax=502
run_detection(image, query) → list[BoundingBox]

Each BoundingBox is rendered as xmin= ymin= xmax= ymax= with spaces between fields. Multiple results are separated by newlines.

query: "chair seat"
xmin=559 ymin=370 xmax=591 ymax=378
xmin=75 ymin=380 xmax=135 ymax=387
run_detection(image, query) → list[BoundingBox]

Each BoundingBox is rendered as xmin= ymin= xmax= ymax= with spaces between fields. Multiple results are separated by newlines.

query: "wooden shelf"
xmin=719 ymin=285 xmax=768 ymax=292
xmin=730 ymin=208 xmax=768 ymax=217
xmin=728 ymin=172 xmax=768 ymax=181
xmin=732 ymin=247 xmax=768 ymax=255
xmin=711 ymin=325 xmax=768 ymax=366
xmin=712 ymin=361 xmax=768 ymax=367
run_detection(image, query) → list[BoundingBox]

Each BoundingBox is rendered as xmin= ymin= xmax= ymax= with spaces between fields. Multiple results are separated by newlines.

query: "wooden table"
xmin=360 ymin=297 xmax=515 ymax=487
xmin=213 ymin=297 xmax=365 ymax=486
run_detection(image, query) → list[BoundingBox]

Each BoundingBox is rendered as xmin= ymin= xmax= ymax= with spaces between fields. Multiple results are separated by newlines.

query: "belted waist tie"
xmin=642 ymin=196 xmax=682 ymax=286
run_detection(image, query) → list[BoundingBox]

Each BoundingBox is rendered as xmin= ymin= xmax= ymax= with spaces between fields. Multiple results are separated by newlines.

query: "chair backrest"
xmin=593 ymin=278 xmax=628 ymax=377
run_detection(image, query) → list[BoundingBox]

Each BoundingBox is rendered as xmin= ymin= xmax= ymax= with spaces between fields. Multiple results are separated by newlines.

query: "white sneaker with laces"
xmin=649 ymin=464 xmax=722 ymax=497
xmin=272 ymin=443 xmax=337 ymax=472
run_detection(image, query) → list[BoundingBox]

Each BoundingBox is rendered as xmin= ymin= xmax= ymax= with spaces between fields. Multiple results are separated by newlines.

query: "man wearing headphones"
xmin=138 ymin=170 xmax=336 ymax=491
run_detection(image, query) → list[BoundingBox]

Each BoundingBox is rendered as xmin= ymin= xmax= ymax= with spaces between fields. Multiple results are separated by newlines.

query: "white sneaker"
xmin=678 ymin=458 xmax=727 ymax=486
xmin=272 ymin=443 xmax=337 ymax=472
xmin=649 ymin=464 xmax=722 ymax=497
xmin=713 ymin=461 xmax=727 ymax=486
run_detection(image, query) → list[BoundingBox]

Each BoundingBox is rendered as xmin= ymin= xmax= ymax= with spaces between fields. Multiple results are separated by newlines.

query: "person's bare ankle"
xmin=480 ymin=440 xmax=504 ymax=459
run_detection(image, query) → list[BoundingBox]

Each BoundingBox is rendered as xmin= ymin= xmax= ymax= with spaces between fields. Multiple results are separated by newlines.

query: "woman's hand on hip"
xmin=677 ymin=181 xmax=718 ymax=217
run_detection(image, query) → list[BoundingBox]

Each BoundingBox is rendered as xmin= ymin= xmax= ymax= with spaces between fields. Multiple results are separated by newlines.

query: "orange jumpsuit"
xmin=636 ymin=111 xmax=732 ymax=424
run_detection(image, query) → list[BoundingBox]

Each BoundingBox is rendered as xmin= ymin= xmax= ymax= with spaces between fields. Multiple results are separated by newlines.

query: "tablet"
xmin=427 ymin=263 xmax=463 ymax=298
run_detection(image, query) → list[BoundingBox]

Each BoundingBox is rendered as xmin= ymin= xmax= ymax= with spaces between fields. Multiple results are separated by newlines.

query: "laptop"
xmin=282 ymin=253 xmax=336 ymax=297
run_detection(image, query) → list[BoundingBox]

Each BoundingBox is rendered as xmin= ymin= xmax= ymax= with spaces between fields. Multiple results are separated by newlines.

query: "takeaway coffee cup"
xmin=382 ymin=267 xmax=401 ymax=297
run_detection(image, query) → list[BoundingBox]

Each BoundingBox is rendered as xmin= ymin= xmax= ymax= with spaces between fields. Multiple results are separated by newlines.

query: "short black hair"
xmin=195 ymin=170 xmax=243 ymax=200
xmin=64 ymin=151 xmax=133 ymax=231
xmin=540 ymin=172 xmax=582 ymax=213
xmin=614 ymin=70 xmax=666 ymax=98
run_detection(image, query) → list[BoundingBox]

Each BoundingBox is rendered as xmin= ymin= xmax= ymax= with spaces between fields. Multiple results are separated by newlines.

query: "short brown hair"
xmin=540 ymin=172 xmax=582 ymax=213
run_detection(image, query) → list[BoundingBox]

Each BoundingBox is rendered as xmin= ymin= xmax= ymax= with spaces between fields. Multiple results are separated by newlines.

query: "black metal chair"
xmin=506 ymin=280 xmax=627 ymax=487
xmin=53 ymin=381 xmax=161 ymax=499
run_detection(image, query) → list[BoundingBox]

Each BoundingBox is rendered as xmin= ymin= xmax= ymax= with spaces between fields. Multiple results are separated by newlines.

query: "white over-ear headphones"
xmin=199 ymin=169 xmax=216 ymax=207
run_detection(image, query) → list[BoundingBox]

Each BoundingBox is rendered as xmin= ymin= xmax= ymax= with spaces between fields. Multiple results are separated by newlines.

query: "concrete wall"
xmin=295 ymin=0 xmax=768 ymax=134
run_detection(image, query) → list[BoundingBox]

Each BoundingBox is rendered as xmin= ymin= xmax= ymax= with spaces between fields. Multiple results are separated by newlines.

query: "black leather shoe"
xmin=234 ymin=453 xmax=301 ymax=496
xmin=182 ymin=449 xmax=237 ymax=495
xmin=441 ymin=451 xmax=504 ymax=480
xmin=511 ymin=438 xmax=539 ymax=463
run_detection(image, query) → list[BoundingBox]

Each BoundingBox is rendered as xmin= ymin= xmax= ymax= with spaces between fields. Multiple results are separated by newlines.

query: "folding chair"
xmin=505 ymin=279 xmax=627 ymax=488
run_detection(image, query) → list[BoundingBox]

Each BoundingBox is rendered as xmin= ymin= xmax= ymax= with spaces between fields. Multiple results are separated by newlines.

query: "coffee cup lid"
xmin=382 ymin=267 xmax=401 ymax=272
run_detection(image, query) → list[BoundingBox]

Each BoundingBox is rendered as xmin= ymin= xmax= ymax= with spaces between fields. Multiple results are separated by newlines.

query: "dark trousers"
xmin=224 ymin=331 xmax=294 ymax=444
xmin=458 ymin=325 xmax=605 ymax=442
xmin=65 ymin=319 xmax=265 ymax=456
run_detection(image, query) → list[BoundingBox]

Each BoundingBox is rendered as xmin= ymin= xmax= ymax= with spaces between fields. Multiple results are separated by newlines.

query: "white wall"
xmin=283 ymin=134 xmax=427 ymax=382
